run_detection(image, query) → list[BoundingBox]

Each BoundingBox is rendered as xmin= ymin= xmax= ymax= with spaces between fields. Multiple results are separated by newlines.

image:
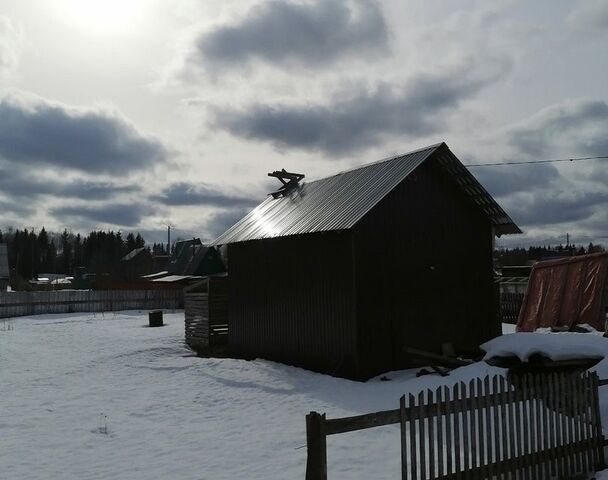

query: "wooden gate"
xmin=305 ymin=372 xmax=605 ymax=479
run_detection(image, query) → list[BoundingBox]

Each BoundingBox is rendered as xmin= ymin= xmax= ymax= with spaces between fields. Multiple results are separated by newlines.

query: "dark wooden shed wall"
xmin=227 ymin=231 xmax=357 ymax=375
xmin=353 ymin=159 xmax=498 ymax=378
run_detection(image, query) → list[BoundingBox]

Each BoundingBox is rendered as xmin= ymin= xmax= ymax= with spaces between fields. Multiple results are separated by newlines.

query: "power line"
xmin=465 ymin=155 xmax=608 ymax=168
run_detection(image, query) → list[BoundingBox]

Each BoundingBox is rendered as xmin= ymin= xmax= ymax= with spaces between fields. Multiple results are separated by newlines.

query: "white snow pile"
xmin=482 ymin=332 xmax=608 ymax=363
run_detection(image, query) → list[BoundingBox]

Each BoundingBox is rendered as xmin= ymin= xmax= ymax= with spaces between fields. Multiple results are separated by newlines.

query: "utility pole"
xmin=167 ymin=225 xmax=171 ymax=256
xmin=566 ymin=233 xmax=570 ymax=248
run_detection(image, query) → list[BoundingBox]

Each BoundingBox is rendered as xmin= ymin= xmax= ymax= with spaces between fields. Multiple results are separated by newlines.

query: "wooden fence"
xmin=306 ymin=372 xmax=605 ymax=479
xmin=0 ymin=289 xmax=183 ymax=319
xmin=500 ymin=292 xmax=525 ymax=324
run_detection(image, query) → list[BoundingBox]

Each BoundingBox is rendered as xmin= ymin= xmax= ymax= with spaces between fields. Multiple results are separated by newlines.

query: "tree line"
xmin=0 ymin=228 xmax=168 ymax=281
xmin=495 ymin=243 xmax=605 ymax=267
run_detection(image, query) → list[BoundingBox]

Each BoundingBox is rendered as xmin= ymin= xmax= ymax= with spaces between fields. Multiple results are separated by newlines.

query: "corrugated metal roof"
xmin=211 ymin=142 xmax=520 ymax=245
xmin=0 ymin=243 xmax=8 ymax=278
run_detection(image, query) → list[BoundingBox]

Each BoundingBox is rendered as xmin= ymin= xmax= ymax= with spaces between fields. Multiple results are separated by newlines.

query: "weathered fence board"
xmin=306 ymin=372 xmax=606 ymax=480
xmin=0 ymin=289 xmax=182 ymax=318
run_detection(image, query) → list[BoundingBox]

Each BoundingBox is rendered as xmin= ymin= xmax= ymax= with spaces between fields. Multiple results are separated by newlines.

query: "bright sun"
xmin=60 ymin=0 xmax=148 ymax=34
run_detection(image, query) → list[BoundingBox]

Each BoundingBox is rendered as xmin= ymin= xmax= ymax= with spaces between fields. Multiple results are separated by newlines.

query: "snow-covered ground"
xmin=0 ymin=313 xmax=607 ymax=479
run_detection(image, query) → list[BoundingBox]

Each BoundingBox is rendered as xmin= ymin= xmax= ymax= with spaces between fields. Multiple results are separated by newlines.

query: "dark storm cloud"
xmin=152 ymin=182 xmax=258 ymax=208
xmin=0 ymin=93 xmax=168 ymax=174
xmin=206 ymin=208 xmax=250 ymax=239
xmin=51 ymin=204 xmax=155 ymax=227
xmin=0 ymin=167 xmax=138 ymax=199
xmin=507 ymin=191 xmax=608 ymax=227
xmin=471 ymin=163 xmax=560 ymax=198
xmin=195 ymin=0 xmax=387 ymax=68
xmin=0 ymin=197 xmax=34 ymax=218
xmin=508 ymin=100 xmax=608 ymax=158
xmin=213 ymin=66 xmax=504 ymax=155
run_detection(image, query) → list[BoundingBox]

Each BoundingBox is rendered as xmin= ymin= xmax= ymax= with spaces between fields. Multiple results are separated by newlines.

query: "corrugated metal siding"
xmin=227 ymin=232 xmax=358 ymax=376
xmin=353 ymin=160 xmax=497 ymax=378
xmin=0 ymin=244 xmax=8 ymax=278
xmin=211 ymin=143 xmax=520 ymax=245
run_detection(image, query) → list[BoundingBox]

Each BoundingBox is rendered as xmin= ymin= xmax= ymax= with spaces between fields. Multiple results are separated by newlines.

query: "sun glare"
xmin=60 ymin=0 xmax=149 ymax=34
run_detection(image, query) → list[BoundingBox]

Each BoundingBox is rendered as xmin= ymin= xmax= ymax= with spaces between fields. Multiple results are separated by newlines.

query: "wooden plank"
xmin=591 ymin=373 xmax=605 ymax=470
xmin=484 ymin=376 xmax=493 ymax=479
xmin=476 ymin=378 xmax=488 ymax=480
xmin=325 ymin=409 xmax=400 ymax=435
xmin=506 ymin=375 xmax=516 ymax=480
xmin=409 ymin=394 xmax=417 ymax=480
xmin=560 ymin=373 xmax=572 ymax=476
xmin=468 ymin=379 xmax=478 ymax=480
xmin=585 ymin=373 xmax=599 ymax=471
xmin=531 ymin=374 xmax=549 ymax=479
xmin=563 ymin=374 xmax=574 ymax=474
xmin=513 ymin=375 xmax=525 ymax=478
xmin=490 ymin=375 xmax=500 ymax=477
xmin=400 ymin=395 xmax=408 ymax=480
xmin=453 ymin=383 xmax=461 ymax=478
xmin=428 ymin=389 xmax=436 ymax=480
xmin=305 ymin=412 xmax=327 ymax=480
xmin=582 ymin=373 xmax=594 ymax=472
xmin=437 ymin=386 xmax=445 ymax=478
xmin=419 ymin=391 xmax=426 ymax=480
xmin=547 ymin=372 xmax=558 ymax=479
xmin=445 ymin=386 xmax=453 ymax=476
xmin=498 ymin=375 xmax=508 ymax=478
xmin=521 ymin=374 xmax=532 ymax=480
xmin=572 ymin=374 xmax=582 ymax=474
xmin=460 ymin=382 xmax=469 ymax=476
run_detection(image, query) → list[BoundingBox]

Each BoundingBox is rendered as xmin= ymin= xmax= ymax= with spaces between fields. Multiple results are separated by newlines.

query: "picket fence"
xmin=306 ymin=372 xmax=605 ymax=479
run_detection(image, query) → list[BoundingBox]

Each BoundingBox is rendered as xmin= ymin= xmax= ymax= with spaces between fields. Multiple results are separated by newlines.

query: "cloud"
xmin=508 ymin=99 xmax=608 ymax=158
xmin=206 ymin=207 xmax=250 ymax=239
xmin=0 ymin=197 xmax=35 ymax=218
xmin=506 ymin=99 xmax=608 ymax=184
xmin=568 ymin=0 xmax=608 ymax=34
xmin=0 ymin=166 xmax=138 ymax=200
xmin=51 ymin=203 xmax=155 ymax=227
xmin=471 ymin=163 xmax=560 ymax=198
xmin=0 ymin=92 xmax=169 ymax=174
xmin=192 ymin=0 xmax=387 ymax=70
xmin=506 ymin=191 xmax=608 ymax=227
xmin=0 ymin=16 xmax=22 ymax=79
xmin=152 ymin=181 xmax=258 ymax=208
xmin=212 ymin=61 xmax=507 ymax=155
xmin=474 ymin=98 xmax=608 ymax=233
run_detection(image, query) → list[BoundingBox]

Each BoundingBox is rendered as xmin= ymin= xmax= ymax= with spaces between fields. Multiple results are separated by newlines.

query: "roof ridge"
xmin=306 ymin=142 xmax=445 ymax=184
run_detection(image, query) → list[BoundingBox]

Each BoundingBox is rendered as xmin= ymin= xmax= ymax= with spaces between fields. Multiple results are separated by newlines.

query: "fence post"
xmin=306 ymin=411 xmax=327 ymax=480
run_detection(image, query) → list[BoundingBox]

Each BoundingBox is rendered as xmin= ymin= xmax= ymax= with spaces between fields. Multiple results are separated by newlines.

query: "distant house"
xmin=120 ymin=247 xmax=154 ymax=281
xmin=211 ymin=143 xmax=521 ymax=380
xmin=0 ymin=243 xmax=8 ymax=291
xmin=168 ymin=239 xmax=225 ymax=276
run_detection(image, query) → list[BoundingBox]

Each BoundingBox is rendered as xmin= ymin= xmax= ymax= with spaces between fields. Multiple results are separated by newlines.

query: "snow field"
xmin=2 ymin=313 xmax=608 ymax=479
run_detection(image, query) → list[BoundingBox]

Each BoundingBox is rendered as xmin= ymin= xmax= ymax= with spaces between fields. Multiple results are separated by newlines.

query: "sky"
xmin=0 ymin=0 xmax=607 ymax=247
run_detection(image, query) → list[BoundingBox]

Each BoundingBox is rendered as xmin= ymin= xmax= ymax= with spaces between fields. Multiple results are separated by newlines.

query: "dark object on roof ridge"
xmin=210 ymin=142 xmax=521 ymax=246
xmin=268 ymin=169 xmax=305 ymax=198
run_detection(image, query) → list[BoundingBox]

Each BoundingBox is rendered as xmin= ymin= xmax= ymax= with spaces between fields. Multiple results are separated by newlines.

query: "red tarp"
xmin=516 ymin=252 xmax=608 ymax=332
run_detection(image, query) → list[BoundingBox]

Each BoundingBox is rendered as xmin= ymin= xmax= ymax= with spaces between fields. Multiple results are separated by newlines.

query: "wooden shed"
xmin=211 ymin=143 xmax=521 ymax=380
xmin=184 ymin=274 xmax=228 ymax=353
